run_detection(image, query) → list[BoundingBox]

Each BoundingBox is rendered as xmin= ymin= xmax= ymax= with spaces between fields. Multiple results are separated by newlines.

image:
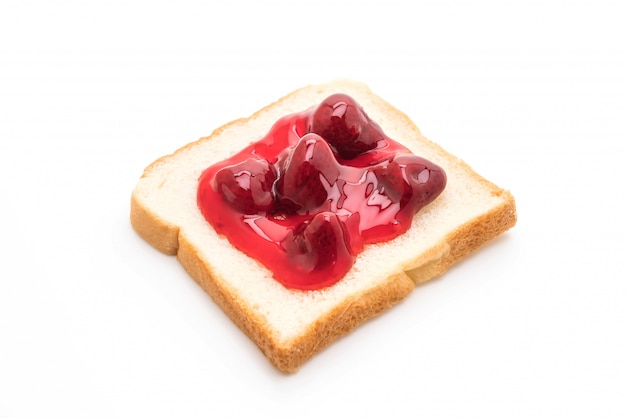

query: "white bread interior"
xmin=130 ymin=80 xmax=517 ymax=372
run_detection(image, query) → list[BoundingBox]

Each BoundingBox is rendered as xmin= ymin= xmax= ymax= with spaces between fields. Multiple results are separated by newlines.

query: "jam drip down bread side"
xmin=130 ymin=80 xmax=517 ymax=373
xmin=197 ymin=94 xmax=447 ymax=290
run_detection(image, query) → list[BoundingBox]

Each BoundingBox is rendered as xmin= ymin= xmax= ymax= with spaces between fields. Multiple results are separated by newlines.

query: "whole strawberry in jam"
xmin=209 ymin=158 xmax=277 ymax=214
xmin=355 ymin=154 xmax=447 ymax=242
xmin=369 ymin=155 xmax=445 ymax=207
xmin=393 ymin=154 xmax=447 ymax=209
xmin=279 ymin=212 xmax=354 ymax=289
xmin=308 ymin=94 xmax=384 ymax=159
xmin=274 ymin=133 xmax=341 ymax=214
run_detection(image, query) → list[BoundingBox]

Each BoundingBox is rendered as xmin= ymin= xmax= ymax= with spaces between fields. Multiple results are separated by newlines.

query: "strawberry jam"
xmin=197 ymin=94 xmax=446 ymax=290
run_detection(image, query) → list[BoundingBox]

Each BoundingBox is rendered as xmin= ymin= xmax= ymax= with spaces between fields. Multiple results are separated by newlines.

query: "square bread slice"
xmin=130 ymin=80 xmax=517 ymax=372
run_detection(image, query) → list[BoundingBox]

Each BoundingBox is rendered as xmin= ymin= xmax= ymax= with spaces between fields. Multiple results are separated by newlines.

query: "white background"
xmin=1 ymin=0 xmax=625 ymax=416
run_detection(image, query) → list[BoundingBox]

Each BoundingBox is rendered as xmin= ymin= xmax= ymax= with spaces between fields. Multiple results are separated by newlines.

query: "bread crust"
xmin=176 ymin=231 xmax=416 ymax=372
xmin=130 ymin=80 xmax=517 ymax=372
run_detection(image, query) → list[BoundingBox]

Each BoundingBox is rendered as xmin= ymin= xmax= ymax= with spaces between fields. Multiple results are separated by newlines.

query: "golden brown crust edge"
xmin=176 ymin=233 xmax=416 ymax=373
xmin=130 ymin=193 xmax=179 ymax=255
xmin=407 ymin=190 xmax=517 ymax=284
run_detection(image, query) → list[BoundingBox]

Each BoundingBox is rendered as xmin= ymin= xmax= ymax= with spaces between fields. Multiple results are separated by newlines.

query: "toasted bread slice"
xmin=130 ymin=80 xmax=517 ymax=372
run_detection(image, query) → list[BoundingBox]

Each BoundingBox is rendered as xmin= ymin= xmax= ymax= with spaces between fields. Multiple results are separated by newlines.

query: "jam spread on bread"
xmin=197 ymin=94 xmax=446 ymax=290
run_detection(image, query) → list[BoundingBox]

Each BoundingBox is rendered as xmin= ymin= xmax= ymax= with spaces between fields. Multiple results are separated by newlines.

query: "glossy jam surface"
xmin=197 ymin=94 xmax=446 ymax=290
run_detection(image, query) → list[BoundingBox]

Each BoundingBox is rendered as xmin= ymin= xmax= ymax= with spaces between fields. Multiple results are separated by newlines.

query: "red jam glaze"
xmin=197 ymin=94 xmax=446 ymax=290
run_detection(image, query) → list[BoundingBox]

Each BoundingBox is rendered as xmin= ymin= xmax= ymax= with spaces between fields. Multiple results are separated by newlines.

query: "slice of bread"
xmin=130 ymin=80 xmax=517 ymax=372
